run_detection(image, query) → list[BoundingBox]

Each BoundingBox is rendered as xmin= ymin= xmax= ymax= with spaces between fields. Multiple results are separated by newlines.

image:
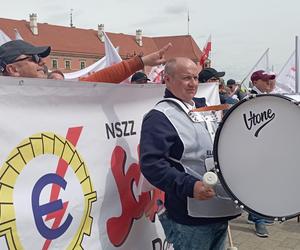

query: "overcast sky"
xmin=1 ymin=0 xmax=299 ymax=80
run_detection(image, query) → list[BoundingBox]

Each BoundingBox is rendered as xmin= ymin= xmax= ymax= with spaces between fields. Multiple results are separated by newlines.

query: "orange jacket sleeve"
xmin=80 ymin=56 xmax=144 ymax=83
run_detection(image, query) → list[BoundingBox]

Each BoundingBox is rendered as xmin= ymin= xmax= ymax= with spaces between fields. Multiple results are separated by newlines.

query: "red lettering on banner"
xmin=106 ymin=146 xmax=164 ymax=247
xmin=145 ymin=189 xmax=165 ymax=222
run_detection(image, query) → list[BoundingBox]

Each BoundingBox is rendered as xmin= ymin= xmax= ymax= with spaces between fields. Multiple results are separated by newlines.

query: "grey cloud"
xmin=164 ymin=3 xmax=187 ymax=15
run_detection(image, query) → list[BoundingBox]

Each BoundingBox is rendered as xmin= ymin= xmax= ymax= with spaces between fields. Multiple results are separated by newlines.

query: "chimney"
xmin=29 ymin=13 xmax=38 ymax=35
xmin=98 ymin=24 xmax=104 ymax=42
xmin=136 ymin=29 xmax=142 ymax=47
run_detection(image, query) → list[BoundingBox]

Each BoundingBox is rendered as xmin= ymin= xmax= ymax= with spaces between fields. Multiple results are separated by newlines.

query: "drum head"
xmin=214 ymin=94 xmax=300 ymax=221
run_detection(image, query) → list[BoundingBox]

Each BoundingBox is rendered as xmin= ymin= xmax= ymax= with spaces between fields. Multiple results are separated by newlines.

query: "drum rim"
xmin=213 ymin=93 xmax=300 ymax=222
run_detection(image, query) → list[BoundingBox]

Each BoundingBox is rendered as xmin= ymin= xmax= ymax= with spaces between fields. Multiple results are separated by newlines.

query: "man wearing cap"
xmin=0 ymin=40 xmax=171 ymax=82
xmin=198 ymin=67 xmax=238 ymax=105
xmin=131 ymin=71 xmax=150 ymax=84
xmin=0 ymin=40 xmax=50 ymax=78
xmin=198 ymin=67 xmax=225 ymax=83
xmin=250 ymin=70 xmax=276 ymax=94
xmin=227 ymin=79 xmax=247 ymax=101
xmin=247 ymin=69 xmax=276 ymax=238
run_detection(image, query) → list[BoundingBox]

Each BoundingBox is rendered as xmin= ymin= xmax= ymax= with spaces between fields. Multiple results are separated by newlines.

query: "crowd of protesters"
xmin=0 ymin=39 xmax=279 ymax=249
xmin=0 ymin=40 xmax=171 ymax=83
xmin=0 ymin=39 xmax=277 ymax=102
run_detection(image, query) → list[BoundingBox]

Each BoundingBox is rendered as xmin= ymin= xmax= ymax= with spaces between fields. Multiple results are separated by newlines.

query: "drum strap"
xmin=169 ymin=156 xmax=204 ymax=181
xmin=156 ymin=98 xmax=217 ymax=142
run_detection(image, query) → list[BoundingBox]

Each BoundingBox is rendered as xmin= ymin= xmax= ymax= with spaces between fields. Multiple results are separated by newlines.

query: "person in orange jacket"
xmin=0 ymin=40 xmax=171 ymax=82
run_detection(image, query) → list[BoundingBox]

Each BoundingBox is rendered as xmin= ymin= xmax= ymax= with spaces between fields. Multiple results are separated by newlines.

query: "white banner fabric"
xmin=275 ymin=51 xmax=296 ymax=93
xmin=0 ymin=77 xmax=218 ymax=250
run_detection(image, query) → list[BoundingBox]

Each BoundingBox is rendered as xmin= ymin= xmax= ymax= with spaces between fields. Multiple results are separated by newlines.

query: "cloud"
xmin=164 ymin=3 xmax=187 ymax=15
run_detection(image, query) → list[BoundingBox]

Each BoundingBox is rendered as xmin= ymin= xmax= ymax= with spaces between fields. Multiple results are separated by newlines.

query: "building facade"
xmin=0 ymin=15 xmax=203 ymax=73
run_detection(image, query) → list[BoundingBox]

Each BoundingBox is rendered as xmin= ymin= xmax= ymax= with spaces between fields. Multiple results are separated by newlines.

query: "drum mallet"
xmin=203 ymin=172 xmax=238 ymax=250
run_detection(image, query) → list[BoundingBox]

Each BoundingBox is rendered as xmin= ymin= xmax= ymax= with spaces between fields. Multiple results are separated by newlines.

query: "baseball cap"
xmin=198 ymin=67 xmax=225 ymax=83
xmin=131 ymin=72 xmax=150 ymax=83
xmin=227 ymin=79 xmax=236 ymax=86
xmin=250 ymin=70 xmax=276 ymax=82
xmin=0 ymin=40 xmax=51 ymax=71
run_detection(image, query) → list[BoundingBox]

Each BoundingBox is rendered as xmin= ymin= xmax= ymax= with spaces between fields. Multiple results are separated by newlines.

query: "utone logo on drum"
xmin=243 ymin=109 xmax=275 ymax=137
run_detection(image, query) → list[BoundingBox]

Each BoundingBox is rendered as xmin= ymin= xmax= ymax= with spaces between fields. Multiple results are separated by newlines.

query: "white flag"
xmin=103 ymin=32 xmax=122 ymax=67
xmin=64 ymin=32 xmax=126 ymax=81
xmin=64 ymin=56 xmax=107 ymax=80
xmin=0 ymin=29 xmax=11 ymax=46
xmin=103 ymin=32 xmax=130 ymax=83
xmin=14 ymin=28 xmax=24 ymax=40
xmin=274 ymin=51 xmax=295 ymax=93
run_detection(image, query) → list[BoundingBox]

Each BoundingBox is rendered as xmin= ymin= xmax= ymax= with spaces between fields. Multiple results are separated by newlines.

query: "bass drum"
xmin=213 ymin=94 xmax=300 ymax=221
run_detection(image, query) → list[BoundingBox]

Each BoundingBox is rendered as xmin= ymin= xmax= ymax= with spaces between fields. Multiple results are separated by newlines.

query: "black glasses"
xmin=208 ymin=77 xmax=220 ymax=82
xmin=13 ymin=54 xmax=41 ymax=64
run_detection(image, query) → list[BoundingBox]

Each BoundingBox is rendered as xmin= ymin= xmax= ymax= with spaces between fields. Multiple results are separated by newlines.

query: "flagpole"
xmin=295 ymin=36 xmax=299 ymax=93
xmin=266 ymin=49 xmax=270 ymax=71
xmin=187 ymin=9 xmax=190 ymax=35
xmin=277 ymin=51 xmax=295 ymax=76
xmin=70 ymin=9 xmax=74 ymax=28
xmin=240 ymin=48 xmax=269 ymax=89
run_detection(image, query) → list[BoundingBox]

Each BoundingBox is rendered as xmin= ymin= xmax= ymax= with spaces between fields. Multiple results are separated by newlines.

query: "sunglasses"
xmin=13 ymin=54 xmax=42 ymax=64
xmin=208 ymin=77 xmax=220 ymax=82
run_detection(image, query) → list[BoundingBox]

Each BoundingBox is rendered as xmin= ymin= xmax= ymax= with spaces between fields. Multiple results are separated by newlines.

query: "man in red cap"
xmin=250 ymin=70 xmax=276 ymax=94
xmin=247 ymin=70 xmax=276 ymax=238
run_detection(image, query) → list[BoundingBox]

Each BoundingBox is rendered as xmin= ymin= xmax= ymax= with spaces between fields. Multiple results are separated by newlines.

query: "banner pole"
xmin=295 ymin=36 xmax=299 ymax=93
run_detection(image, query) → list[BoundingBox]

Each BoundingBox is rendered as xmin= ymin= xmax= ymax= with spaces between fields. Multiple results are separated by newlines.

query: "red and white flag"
xmin=148 ymin=64 xmax=164 ymax=83
xmin=199 ymin=35 xmax=211 ymax=66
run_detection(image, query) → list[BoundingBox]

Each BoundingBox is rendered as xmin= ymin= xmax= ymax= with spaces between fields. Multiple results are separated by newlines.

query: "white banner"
xmin=0 ymin=77 xmax=218 ymax=250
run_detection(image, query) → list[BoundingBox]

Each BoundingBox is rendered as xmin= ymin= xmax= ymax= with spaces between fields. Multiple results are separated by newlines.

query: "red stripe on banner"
xmin=43 ymin=126 xmax=83 ymax=250
xmin=49 ymin=127 xmax=83 ymax=202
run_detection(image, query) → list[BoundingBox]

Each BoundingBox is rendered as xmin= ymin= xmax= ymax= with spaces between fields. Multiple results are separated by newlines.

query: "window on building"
xmin=65 ymin=60 xmax=71 ymax=70
xmin=52 ymin=59 xmax=58 ymax=69
xmin=80 ymin=61 xmax=86 ymax=69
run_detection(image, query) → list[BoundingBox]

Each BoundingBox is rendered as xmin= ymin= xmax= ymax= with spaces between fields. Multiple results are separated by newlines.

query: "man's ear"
xmin=164 ymin=74 xmax=171 ymax=83
xmin=5 ymin=64 xmax=20 ymax=76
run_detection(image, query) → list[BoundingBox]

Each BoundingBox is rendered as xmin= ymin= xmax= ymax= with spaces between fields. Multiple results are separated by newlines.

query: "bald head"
xmin=164 ymin=57 xmax=196 ymax=77
xmin=164 ymin=57 xmax=199 ymax=103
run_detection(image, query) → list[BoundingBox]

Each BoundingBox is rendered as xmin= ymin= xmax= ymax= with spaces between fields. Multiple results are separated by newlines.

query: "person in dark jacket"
xmin=140 ymin=57 xmax=241 ymax=250
xmin=227 ymin=79 xmax=247 ymax=101
xmin=198 ymin=67 xmax=238 ymax=105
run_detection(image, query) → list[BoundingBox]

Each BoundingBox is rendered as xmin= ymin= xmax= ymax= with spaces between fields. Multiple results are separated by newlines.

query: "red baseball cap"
xmin=251 ymin=70 xmax=276 ymax=82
